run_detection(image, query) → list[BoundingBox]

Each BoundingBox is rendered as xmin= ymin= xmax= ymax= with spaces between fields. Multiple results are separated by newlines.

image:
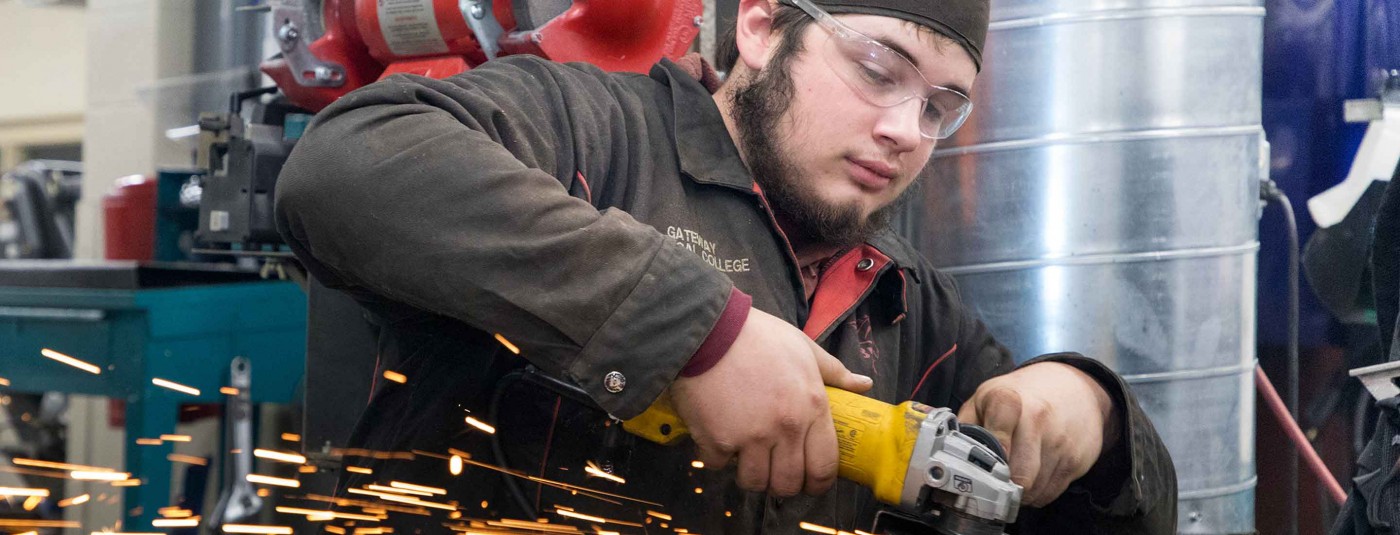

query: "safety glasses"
xmin=786 ymin=0 xmax=973 ymax=139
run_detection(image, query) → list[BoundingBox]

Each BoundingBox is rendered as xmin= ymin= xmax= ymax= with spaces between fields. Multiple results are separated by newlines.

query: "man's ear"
xmin=734 ymin=0 xmax=778 ymax=72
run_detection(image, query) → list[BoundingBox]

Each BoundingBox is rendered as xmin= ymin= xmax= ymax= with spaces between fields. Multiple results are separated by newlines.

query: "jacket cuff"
xmin=564 ymin=240 xmax=733 ymax=420
xmin=1019 ymin=353 xmax=1142 ymax=513
xmin=679 ymin=288 xmax=751 ymax=377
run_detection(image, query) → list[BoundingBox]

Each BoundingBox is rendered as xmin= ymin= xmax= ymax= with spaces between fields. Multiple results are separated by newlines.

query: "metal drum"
xmin=901 ymin=1 xmax=1266 ymax=532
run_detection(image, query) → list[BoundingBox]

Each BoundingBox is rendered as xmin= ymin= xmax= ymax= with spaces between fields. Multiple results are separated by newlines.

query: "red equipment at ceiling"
xmin=261 ymin=0 xmax=703 ymax=112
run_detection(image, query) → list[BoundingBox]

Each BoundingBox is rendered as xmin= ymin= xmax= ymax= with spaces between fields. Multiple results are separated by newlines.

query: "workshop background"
xmin=0 ymin=0 xmax=1397 ymax=534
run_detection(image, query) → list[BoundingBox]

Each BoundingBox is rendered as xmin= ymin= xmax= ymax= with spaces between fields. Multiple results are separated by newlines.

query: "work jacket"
xmin=275 ymin=54 xmax=1177 ymax=534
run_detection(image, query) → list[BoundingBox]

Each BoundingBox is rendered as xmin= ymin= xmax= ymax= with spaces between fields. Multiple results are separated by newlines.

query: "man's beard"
xmin=727 ymin=52 xmax=915 ymax=250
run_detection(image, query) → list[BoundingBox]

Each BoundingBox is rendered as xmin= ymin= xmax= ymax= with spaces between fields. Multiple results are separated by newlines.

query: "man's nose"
xmin=872 ymin=97 xmax=924 ymax=152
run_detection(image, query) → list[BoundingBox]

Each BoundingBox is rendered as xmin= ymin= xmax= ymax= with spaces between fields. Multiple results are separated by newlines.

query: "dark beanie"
xmin=780 ymin=0 xmax=989 ymax=70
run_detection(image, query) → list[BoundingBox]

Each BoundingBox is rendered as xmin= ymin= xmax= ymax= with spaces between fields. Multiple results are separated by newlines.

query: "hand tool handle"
xmin=623 ymin=386 xmax=927 ymax=505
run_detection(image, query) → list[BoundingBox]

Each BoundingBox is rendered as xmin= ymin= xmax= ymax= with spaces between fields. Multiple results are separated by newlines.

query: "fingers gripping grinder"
xmin=626 ymin=387 xmax=1023 ymax=535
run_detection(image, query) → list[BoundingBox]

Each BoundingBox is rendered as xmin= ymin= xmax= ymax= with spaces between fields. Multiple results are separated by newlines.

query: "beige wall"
xmin=0 ymin=3 xmax=86 ymax=170
xmin=75 ymin=0 xmax=195 ymax=259
xmin=0 ymin=3 xmax=86 ymax=123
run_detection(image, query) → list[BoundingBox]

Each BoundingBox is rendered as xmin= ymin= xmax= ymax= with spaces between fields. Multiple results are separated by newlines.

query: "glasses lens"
xmin=822 ymin=34 xmax=972 ymax=139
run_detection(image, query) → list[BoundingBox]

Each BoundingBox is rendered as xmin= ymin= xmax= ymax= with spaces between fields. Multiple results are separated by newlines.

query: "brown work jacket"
xmin=275 ymin=54 xmax=1177 ymax=534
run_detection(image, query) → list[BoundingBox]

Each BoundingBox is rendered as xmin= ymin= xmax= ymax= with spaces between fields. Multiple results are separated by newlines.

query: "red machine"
xmin=261 ymin=0 xmax=704 ymax=112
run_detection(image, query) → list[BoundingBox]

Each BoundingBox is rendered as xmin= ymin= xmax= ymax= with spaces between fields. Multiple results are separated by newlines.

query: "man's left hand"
xmin=956 ymin=361 xmax=1119 ymax=507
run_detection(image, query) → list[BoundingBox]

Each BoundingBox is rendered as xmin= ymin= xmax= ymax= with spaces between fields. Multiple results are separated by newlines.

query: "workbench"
xmin=0 ymin=260 xmax=306 ymax=530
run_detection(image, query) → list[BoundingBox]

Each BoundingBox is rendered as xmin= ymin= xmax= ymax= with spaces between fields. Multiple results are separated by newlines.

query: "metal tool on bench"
xmin=210 ymin=357 xmax=262 ymax=528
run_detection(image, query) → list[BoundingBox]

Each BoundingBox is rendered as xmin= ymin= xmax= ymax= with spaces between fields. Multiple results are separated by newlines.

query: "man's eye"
xmin=856 ymin=61 xmax=897 ymax=86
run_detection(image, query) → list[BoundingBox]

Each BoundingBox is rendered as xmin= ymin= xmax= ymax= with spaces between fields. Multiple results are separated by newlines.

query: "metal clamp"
xmin=270 ymin=0 xmax=346 ymax=87
xmin=460 ymin=0 xmax=506 ymax=60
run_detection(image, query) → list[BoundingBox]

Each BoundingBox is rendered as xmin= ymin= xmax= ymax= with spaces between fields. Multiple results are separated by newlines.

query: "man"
xmin=275 ymin=0 xmax=1178 ymax=532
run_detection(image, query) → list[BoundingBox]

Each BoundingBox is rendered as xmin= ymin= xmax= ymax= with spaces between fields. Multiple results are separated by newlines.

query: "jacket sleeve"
xmin=915 ymin=263 xmax=1178 ymax=534
xmin=275 ymin=55 xmax=734 ymax=419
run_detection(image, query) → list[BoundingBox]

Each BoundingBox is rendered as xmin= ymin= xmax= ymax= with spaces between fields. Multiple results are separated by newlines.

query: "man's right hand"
xmin=669 ymin=308 xmax=873 ymax=497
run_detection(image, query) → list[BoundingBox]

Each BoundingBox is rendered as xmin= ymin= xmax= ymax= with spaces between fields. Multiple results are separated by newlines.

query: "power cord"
xmin=1261 ymin=177 xmax=1300 ymax=535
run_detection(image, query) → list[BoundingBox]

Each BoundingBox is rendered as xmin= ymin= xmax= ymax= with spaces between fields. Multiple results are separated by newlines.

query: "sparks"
xmin=282 ymin=433 xmax=301 ymax=442
xmin=691 ymin=460 xmax=704 ymax=469
xmin=166 ymin=454 xmax=208 ymax=466
xmin=800 ymin=522 xmax=837 ymax=534
xmin=12 ymin=458 xmax=116 ymax=472
xmin=40 ymin=348 xmax=101 ymax=374
xmin=160 ymin=434 xmax=192 ymax=442
xmin=583 ymin=461 xmax=625 ymax=485
xmin=345 ymin=466 xmax=373 ymax=475
xmin=646 ymin=510 xmax=672 ymax=521
xmin=246 ymin=474 xmax=300 ymax=488
xmin=57 ymin=493 xmax=90 ymax=507
xmin=382 ymin=371 xmax=407 ymax=384
xmin=554 ymin=509 xmax=607 ymax=523
xmin=220 ymin=387 xmax=241 ymax=395
xmin=0 ymin=487 xmax=48 ymax=497
xmin=449 ymin=455 xmax=463 ymax=475
xmin=71 ymin=471 xmax=130 ymax=481
xmin=151 ymin=378 xmax=201 ymax=396
xmin=389 ymin=481 xmax=446 ymax=495
xmin=221 ymin=525 xmax=293 ymax=534
xmin=464 ymin=416 xmax=496 ymax=434
xmin=254 ymin=449 xmax=307 ymax=464
xmin=135 ymin=438 xmax=163 ymax=446
xmin=152 ymin=517 xmax=201 ymax=527
xmin=493 ymin=333 xmax=520 ymax=354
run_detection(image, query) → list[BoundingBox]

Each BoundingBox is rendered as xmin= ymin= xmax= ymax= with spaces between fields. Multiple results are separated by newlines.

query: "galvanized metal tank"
xmin=901 ymin=1 xmax=1266 ymax=532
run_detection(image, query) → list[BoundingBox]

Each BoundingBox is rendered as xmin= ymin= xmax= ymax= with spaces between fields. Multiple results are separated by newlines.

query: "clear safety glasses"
xmin=787 ymin=0 xmax=973 ymax=139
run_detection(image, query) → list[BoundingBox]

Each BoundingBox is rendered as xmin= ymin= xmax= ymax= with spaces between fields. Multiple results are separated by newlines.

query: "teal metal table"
xmin=0 ymin=261 xmax=306 ymax=530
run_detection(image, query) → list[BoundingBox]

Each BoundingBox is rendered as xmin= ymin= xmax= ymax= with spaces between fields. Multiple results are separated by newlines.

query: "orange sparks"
xmin=159 ymin=506 xmax=194 ymax=518
xmin=256 ymin=488 xmax=271 ymax=497
xmin=449 ymin=455 xmax=463 ymax=476
xmin=325 ymin=527 xmax=346 ymax=534
xmin=298 ymin=466 xmax=317 ymax=474
xmin=694 ymin=487 xmax=703 ymax=494
xmin=220 ymin=387 xmax=241 ymax=395
xmin=111 ymin=478 xmax=142 ymax=487
xmin=221 ymin=525 xmax=293 ymax=534
xmin=366 ymin=484 xmax=431 ymax=497
xmin=160 ymin=434 xmax=192 ymax=442
xmin=22 ymin=495 xmax=42 ymax=510
xmin=166 ymin=454 xmax=208 ymax=466
xmin=254 ymin=449 xmax=307 ymax=464
xmin=389 ymin=481 xmax=446 ymax=495
xmin=691 ymin=460 xmax=704 ymax=469
xmin=40 ymin=348 xmax=101 ymax=374
xmin=0 ymin=377 xmax=10 ymax=386
xmin=57 ymin=493 xmax=90 ymax=507
xmin=0 ymin=487 xmax=49 ymax=497
xmin=152 ymin=518 xmax=200 ymax=526
xmin=135 ymin=438 xmax=163 ymax=446
xmin=152 ymin=378 xmax=201 ymax=396
xmin=246 ymin=474 xmax=300 ymax=488
xmin=464 ymin=416 xmax=496 ymax=434
xmin=646 ymin=511 xmax=672 ymax=521
xmin=71 ymin=471 xmax=130 ymax=481
xmin=12 ymin=458 xmax=116 ymax=472
xmin=800 ymin=522 xmax=837 ymax=534
xmin=376 ymin=494 xmax=457 ymax=511
xmin=152 ymin=517 xmax=201 ymax=528
xmin=345 ymin=466 xmax=373 ymax=475
xmin=274 ymin=506 xmax=381 ymax=522
xmin=382 ymin=371 xmax=407 ymax=384
xmin=493 ymin=333 xmax=520 ymax=354
xmin=583 ymin=462 xmax=625 ymax=485
xmin=282 ymin=433 xmax=302 ymax=442
xmin=554 ymin=509 xmax=606 ymax=523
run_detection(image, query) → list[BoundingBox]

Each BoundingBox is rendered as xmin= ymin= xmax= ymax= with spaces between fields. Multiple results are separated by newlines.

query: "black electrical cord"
xmin=1261 ymin=177 xmax=1300 ymax=535
xmin=487 ymin=367 xmax=601 ymax=520
xmin=488 ymin=370 xmax=540 ymax=520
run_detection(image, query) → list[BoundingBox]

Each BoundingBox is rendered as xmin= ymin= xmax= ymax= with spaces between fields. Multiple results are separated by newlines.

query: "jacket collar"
xmin=652 ymin=59 xmax=757 ymax=191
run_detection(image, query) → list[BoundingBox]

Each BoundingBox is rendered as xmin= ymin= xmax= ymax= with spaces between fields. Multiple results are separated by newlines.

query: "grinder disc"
xmin=510 ymin=0 xmax=572 ymax=30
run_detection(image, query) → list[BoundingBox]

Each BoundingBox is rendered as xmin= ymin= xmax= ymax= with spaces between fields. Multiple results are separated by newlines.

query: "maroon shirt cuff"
xmin=679 ymin=287 xmax=751 ymax=377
